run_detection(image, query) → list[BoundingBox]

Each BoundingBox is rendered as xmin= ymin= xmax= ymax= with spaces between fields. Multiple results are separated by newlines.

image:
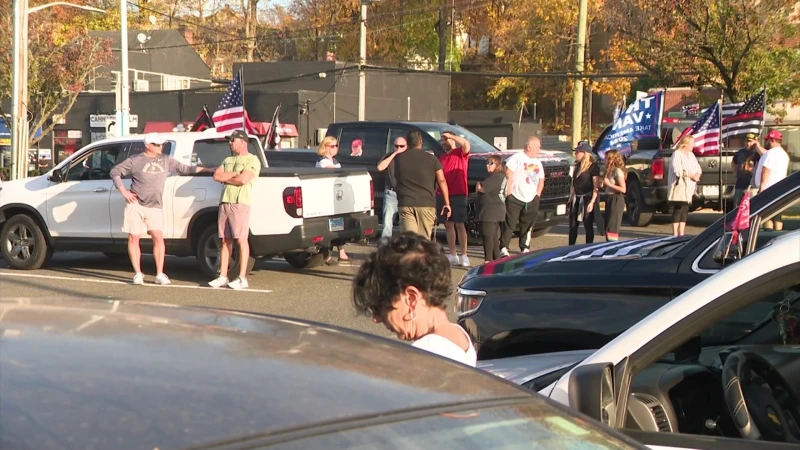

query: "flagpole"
xmin=205 ymin=105 xmax=215 ymax=128
xmin=717 ymin=96 xmax=723 ymax=209
xmin=239 ymin=66 xmax=247 ymax=132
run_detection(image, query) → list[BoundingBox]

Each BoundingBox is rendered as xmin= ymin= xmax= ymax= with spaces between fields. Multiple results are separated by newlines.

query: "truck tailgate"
xmin=301 ymin=172 xmax=373 ymax=218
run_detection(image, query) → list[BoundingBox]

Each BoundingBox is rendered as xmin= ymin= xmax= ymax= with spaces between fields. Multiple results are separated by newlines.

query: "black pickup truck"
xmin=266 ymin=121 xmax=573 ymax=240
xmin=456 ymin=171 xmax=800 ymax=361
xmin=594 ymin=118 xmax=739 ymax=227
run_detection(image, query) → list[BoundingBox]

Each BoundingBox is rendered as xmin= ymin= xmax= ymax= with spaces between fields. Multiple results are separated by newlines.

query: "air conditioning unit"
xmin=316 ymin=128 xmax=327 ymax=145
xmin=134 ymin=80 xmax=150 ymax=92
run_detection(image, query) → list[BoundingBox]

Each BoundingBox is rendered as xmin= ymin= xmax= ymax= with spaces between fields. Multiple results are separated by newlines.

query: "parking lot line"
xmin=0 ymin=272 xmax=273 ymax=293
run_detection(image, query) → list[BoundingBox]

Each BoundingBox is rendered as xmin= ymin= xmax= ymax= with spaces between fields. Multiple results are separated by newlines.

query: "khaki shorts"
xmin=399 ymin=206 xmax=437 ymax=240
xmin=123 ymin=201 xmax=163 ymax=235
xmin=218 ymin=203 xmax=251 ymax=240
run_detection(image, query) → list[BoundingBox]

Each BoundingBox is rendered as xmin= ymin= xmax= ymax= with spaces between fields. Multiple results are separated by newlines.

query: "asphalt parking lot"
xmin=0 ymin=212 xmax=721 ymax=337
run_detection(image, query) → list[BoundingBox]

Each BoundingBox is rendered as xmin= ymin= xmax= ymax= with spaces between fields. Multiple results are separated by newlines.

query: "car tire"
xmin=195 ymin=225 xmax=256 ymax=279
xmin=283 ymin=250 xmax=328 ymax=269
xmin=625 ymin=179 xmax=654 ymax=227
xmin=1 ymin=214 xmax=50 ymax=270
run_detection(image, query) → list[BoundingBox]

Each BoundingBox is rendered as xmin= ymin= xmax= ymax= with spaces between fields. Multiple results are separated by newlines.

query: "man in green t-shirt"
xmin=209 ymin=130 xmax=262 ymax=290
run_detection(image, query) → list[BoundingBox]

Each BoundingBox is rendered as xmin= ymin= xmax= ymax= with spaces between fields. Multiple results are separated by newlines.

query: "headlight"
xmin=456 ymin=288 xmax=486 ymax=318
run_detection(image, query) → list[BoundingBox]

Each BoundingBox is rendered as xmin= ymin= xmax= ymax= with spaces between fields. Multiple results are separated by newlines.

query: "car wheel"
xmin=283 ymin=249 xmax=328 ymax=269
xmin=625 ymin=179 xmax=654 ymax=227
xmin=195 ymin=225 xmax=256 ymax=279
xmin=1 ymin=214 xmax=50 ymax=270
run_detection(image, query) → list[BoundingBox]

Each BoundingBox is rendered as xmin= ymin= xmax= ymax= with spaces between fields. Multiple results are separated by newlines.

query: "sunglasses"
xmin=486 ymin=161 xmax=495 ymax=166
xmin=326 ymin=144 xmax=338 ymax=148
xmin=394 ymin=144 xmax=407 ymax=148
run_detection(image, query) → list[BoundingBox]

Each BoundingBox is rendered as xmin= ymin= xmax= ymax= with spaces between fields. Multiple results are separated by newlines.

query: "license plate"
xmin=702 ymin=185 xmax=719 ymax=197
xmin=556 ymin=204 xmax=567 ymax=215
xmin=328 ymin=217 xmax=344 ymax=232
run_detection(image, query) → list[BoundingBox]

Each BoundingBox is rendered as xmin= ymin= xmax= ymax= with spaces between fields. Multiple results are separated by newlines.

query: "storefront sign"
xmin=90 ymin=114 xmax=138 ymax=128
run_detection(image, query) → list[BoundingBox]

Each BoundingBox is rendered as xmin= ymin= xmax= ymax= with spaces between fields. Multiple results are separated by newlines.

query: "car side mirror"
xmin=568 ymin=362 xmax=617 ymax=427
xmin=48 ymin=170 xmax=64 ymax=183
xmin=712 ymin=231 xmax=744 ymax=265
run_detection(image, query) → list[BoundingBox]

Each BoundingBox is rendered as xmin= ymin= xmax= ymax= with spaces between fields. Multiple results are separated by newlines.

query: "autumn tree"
xmin=602 ymin=0 xmax=800 ymax=102
xmin=0 ymin=1 xmax=113 ymax=148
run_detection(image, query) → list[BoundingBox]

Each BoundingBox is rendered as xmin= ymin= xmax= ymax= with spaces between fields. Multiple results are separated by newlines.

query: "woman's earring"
xmin=410 ymin=311 xmax=417 ymax=321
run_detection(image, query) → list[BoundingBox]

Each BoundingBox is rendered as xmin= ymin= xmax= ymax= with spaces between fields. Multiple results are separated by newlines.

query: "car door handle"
xmin=93 ymin=188 xmax=108 ymax=193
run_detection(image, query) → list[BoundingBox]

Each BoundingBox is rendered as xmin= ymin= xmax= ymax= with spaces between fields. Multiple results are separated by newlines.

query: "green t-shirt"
xmin=220 ymin=153 xmax=262 ymax=205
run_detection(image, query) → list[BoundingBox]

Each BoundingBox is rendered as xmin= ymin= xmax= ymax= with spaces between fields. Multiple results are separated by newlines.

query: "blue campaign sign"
xmin=598 ymin=91 xmax=663 ymax=158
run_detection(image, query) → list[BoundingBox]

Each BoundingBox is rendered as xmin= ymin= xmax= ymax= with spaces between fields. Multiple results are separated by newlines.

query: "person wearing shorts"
xmin=208 ymin=130 xmax=262 ymax=290
xmin=437 ymin=131 xmax=472 ymax=267
xmin=111 ymin=132 xmax=210 ymax=285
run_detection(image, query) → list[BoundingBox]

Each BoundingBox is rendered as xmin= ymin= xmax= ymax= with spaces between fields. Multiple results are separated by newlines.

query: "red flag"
xmin=190 ymin=105 xmax=214 ymax=132
xmin=726 ymin=191 xmax=751 ymax=245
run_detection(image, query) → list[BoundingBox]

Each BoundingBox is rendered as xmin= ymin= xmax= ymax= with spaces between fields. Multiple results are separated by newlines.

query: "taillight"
xmin=652 ymin=157 xmax=664 ymax=181
xmin=369 ymin=180 xmax=374 ymax=209
xmin=456 ymin=288 xmax=486 ymax=318
xmin=283 ymin=186 xmax=303 ymax=218
xmin=693 ymin=148 xmax=719 ymax=157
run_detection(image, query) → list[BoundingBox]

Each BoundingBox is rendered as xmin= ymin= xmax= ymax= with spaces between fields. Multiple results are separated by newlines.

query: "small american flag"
xmin=212 ymin=70 xmax=258 ymax=134
xmin=721 ymin=89 xmax=766 ymax=139
xmin=679 ymin=101 xmax=721 ymax=156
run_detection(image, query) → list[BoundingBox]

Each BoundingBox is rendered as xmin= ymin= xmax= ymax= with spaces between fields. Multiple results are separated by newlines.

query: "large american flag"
xmin=680 ymin=101 xmax=721 ymax=156
xmin=212 ymin=70 xmax=258 ymax=134
xmin=721 ymin=89 xmax=766 ymax=139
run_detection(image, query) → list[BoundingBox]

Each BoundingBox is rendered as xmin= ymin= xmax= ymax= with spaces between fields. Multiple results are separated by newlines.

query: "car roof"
xmin=329 ymin=121 xmax=459 ymax=128
xmin=0 ymin=298 xmax=531 ymax=449
xmin=83 ymin=129 xmax=259 ymax=146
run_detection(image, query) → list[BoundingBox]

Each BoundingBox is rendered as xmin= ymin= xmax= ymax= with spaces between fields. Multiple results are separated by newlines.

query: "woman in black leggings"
xmin=568 ymin=142 xmax=601 ymax=245
xmin=476 ymin=155 xmax=506 ymax=262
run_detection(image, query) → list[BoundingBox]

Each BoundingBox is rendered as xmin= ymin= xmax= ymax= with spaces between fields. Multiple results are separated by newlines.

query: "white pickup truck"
xmin=0 ymin=130 xmax=378 ymax=276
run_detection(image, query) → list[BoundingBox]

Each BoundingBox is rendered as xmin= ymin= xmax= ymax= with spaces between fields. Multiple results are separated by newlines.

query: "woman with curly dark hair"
xmin=352 ymin=232 xmax=477 ymax=366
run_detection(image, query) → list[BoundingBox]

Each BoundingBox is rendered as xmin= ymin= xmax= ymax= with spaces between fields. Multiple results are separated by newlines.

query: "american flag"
xmin=678 ymin=101 xmax=721 ymax=156
xmin=212 ymin=70 xmax=258 ymax=134
xmin=721 ymin=89 xmax=766 ymax=139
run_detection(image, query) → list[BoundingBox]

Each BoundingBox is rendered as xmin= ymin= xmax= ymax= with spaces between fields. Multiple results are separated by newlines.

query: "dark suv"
xmin=267 ymin=121 xmax=573 ymax=240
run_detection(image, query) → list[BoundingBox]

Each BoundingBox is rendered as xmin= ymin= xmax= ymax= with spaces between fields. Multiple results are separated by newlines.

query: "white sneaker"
xmin=460 ymin=255 xmax=470 ymax=267
xmin=447 ymin=254 xmax=460 ymax=265
xmin=521 ymin=248 xmax=531 ymax=254
xmin=500 ymin=247 xmax=510 ymax=257
xmin=154 ymin=273 xmax=171 ymax=285
xmin=132 ymin=273 xmax=144 ymax=285
xmin=228 ymin=277 xmax=249 ymax=290
xmin=208 ymin=276 xmax=228 ymax=288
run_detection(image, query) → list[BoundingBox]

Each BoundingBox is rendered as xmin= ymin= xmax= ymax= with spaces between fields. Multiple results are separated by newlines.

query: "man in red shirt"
xmin=438 ymin=131 xmax=472 ymax=267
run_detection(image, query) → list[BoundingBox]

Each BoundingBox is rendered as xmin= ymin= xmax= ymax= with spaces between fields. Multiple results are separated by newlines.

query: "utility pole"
xmin=570 ymin=0 xmax=588 ymax=146
xmin=437 ymin=0 xmax=447 ymax=71
xmin=119 ymin=0 xmax=130 ymax=136
xmin=358 ymin=0 xmax=367 ymax=121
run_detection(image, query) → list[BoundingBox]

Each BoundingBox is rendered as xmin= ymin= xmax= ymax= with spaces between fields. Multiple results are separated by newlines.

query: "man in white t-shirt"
xmin=753 ymin=129 xmax=789 ymax=230
xmin=499 ymin=136 xmax=545 ymax=256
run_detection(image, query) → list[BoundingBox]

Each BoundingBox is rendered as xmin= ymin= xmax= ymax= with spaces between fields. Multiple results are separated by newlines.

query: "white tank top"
xmin=412 ymin=325 xmax=477 ymax=367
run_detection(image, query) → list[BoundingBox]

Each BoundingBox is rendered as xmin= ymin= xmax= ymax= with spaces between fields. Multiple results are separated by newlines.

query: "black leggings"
xmin=568 ymin=198 xmax=595 ymax=245
xmin=671 ymin=202 xmax=689 ymax=223
xmin=480 ymin=221 xmax=502 ymax=261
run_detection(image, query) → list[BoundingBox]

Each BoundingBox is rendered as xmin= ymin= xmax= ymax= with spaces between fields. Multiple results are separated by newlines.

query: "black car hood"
xmin=461 ymin=235 xmax=692 ymax=282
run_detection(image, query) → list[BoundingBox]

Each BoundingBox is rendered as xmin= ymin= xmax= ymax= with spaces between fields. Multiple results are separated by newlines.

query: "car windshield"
xmin=268 ymin=402 xmax=642 ymax=449
xmin=415 ymin=123 xmax=499 ymax=154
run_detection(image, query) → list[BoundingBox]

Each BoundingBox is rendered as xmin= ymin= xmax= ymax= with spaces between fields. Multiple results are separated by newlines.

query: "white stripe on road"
xmin=0 ymin=272 xmax=273 ymax=293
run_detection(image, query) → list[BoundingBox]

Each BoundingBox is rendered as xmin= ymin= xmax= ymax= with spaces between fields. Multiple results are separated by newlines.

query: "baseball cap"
xmin=745 ymin=133 xmax=757 ymax=141
xmin=226 ymin=130 xmax=248 ymax=141
xmin=765 ymin=129 xmax=783 ymax=141
xmin=144 ymin=132 xmax=165 ymax=145
xmin=351 ymin=139 xmax=363 ymax=147
xmin=574 ymin=141 xmax=592 ymax=153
